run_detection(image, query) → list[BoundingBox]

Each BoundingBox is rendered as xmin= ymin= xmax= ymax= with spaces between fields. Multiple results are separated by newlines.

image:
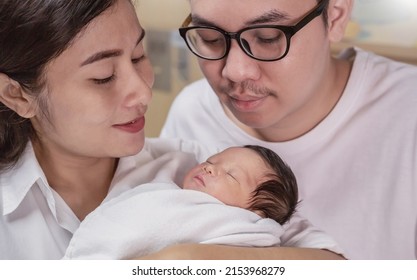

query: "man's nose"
xmin=221 ymin=40 xmax=261 ymax=83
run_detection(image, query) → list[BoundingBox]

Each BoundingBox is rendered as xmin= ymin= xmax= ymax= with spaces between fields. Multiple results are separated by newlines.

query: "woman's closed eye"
xmin=91 ymin=54 xmax=145 ymax=85
xmin=92 ymin=74 xmax=116 ymax=85
xmin=132 ymin=55 xmax=146 ymax=64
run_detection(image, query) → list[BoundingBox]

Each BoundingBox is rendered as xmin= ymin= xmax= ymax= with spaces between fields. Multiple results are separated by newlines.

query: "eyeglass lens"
xmin=185 ymin=27 xmax=288 ymax=60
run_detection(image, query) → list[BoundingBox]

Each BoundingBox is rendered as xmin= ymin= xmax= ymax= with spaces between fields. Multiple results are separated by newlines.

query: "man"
xmin=161 ymin=0 xmax=417 ymax=259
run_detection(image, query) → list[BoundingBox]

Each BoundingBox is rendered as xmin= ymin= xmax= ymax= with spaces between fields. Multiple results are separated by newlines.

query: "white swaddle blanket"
xmin=63 ymin=182 xmax=283 ymax=259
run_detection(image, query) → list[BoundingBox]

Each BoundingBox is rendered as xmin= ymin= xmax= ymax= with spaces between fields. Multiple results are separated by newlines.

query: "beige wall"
xmin=332 ymin=0 xmax=417 ymax=65
xmin=135 ymin=0 xmax=203 ymax=137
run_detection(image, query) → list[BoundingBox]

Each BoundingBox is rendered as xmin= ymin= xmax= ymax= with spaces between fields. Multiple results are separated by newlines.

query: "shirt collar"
xmin=1 ymin=142 xmax=52 ymax=215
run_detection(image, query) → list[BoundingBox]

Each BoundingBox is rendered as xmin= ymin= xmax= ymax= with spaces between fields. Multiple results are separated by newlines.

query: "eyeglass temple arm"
xmin=181 ymin=14 xmax=192 ymax=28
xmin=292 ymin=0 xmax=328 ymax=33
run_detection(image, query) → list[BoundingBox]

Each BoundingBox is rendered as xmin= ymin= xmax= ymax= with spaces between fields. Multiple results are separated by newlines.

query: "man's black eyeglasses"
xmin=179 ymin=0 xmax=329 ymax=62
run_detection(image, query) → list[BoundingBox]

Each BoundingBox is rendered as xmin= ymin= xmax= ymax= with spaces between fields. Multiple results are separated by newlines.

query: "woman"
xmin=0 ymin=0 xmax=201 ymax=259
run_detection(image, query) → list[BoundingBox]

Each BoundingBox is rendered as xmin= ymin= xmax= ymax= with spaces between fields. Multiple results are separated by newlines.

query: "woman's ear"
xmin=0 ymin=73 xmax=37 ymax=118
xmin=327 ymin=0 xmax=354 ymax=42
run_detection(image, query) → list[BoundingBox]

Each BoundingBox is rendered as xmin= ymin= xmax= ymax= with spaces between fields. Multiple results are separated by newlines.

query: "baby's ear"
xmin=254 ymin=209 xmax=266 ymax=218
xmin=0 ymin=73 xmax=37 ymax=118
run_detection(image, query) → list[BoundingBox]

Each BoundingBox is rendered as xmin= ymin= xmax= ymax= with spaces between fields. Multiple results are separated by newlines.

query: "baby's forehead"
xmin=216 ymin=147 xmax=272 ymax=170
xmin=209 ymin=147 xmax=257 ymax=161
xmin=224 ymin=146 xmax=256 ymax=155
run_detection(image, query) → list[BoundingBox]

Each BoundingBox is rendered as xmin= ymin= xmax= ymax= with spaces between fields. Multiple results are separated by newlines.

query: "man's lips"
xmin=113 ymin=117 xmax=145 ymax=133
xmin=230 ymin=95 xmax=266 ymax=111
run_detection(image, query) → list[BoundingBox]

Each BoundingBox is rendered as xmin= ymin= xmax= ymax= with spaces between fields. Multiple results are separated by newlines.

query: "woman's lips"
xmin=113 ymin=117 xmax=145 ymax=133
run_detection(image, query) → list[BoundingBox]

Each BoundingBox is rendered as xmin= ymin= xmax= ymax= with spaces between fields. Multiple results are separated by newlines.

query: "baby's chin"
xmin=182 ymin=181 xmax=205 ymax=192
xmin=182 ymin=183 xmax=197 ymax=190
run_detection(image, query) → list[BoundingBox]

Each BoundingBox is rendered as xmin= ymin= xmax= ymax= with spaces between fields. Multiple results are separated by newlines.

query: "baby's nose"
xmin=203 ymin=165 xmax=213 ymax=175
xmin=204 ymin=164 xmax=221 ymax=176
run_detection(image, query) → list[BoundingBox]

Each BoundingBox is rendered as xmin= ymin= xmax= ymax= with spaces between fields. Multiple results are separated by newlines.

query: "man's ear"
xmin=326 ymin=0 xmax=354 ymax=43
xmin=0 ymin=73 xmax=37 ymax=118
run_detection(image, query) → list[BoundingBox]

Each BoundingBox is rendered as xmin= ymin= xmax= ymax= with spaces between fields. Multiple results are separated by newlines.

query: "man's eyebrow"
xmin=247 ymin=10 xmax=291 ymax=25
xmin=190 ymin=10 xmax=290 ymax=28
xmin=190 ymin=15 xmax=214 ymax=26
xmin=80 ymin=29 xmax=146 ymax=67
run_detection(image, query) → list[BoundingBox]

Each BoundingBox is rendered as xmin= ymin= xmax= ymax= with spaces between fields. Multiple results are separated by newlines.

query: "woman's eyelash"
xmin=92 ymin=56 xmax=144 ymax=85
xmin=93 ymin=75 xmax=115 ymax=85
xmin=132 ymin=55 xmax=145 ymax=64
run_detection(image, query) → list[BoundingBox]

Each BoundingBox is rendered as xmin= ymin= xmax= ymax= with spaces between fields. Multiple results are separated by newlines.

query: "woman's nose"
xmin=124 ymin=60 xmax=154 ymax=108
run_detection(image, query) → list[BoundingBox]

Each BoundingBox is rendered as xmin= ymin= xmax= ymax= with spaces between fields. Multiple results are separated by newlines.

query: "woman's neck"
xmin=32 ymin=140 xmax=118 ymax=220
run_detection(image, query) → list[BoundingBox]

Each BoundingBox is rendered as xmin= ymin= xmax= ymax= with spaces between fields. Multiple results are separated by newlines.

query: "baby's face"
xmin=183 ymin=147 xmax=271 ymax=209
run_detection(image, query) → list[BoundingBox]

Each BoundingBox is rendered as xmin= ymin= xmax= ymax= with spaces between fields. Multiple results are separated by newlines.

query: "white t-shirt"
xmin=161 ymin=48 xmax=417 ymax=259
xmin=0 ymin=138 xmax=341 ymax=259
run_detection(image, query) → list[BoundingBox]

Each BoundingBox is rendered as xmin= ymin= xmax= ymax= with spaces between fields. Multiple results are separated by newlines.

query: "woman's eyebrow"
xmin=80 ymin=29 xmax=146 ymax=67
xmin=80 ymin=49 xmax=123 ymax=66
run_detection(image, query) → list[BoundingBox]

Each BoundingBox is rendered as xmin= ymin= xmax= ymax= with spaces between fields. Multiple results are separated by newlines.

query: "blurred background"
xmin=136 ymin=0 xmax=417 ymax=137
xmin=135 ymin=0 xmax=199 ymax=137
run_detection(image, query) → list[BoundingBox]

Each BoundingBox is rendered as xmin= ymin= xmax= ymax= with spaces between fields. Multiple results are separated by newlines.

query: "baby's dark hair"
xmin=244 ymin=145 xmax=299 ymax=225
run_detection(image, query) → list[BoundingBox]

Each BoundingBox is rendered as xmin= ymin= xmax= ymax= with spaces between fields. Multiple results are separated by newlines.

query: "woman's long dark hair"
xmin=0 ymin=0 xmax=117 ymax=171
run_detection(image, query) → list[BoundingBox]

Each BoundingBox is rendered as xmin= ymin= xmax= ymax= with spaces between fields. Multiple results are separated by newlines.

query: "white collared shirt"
xmin=0 ymin=139 xmax=204 ymax=259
